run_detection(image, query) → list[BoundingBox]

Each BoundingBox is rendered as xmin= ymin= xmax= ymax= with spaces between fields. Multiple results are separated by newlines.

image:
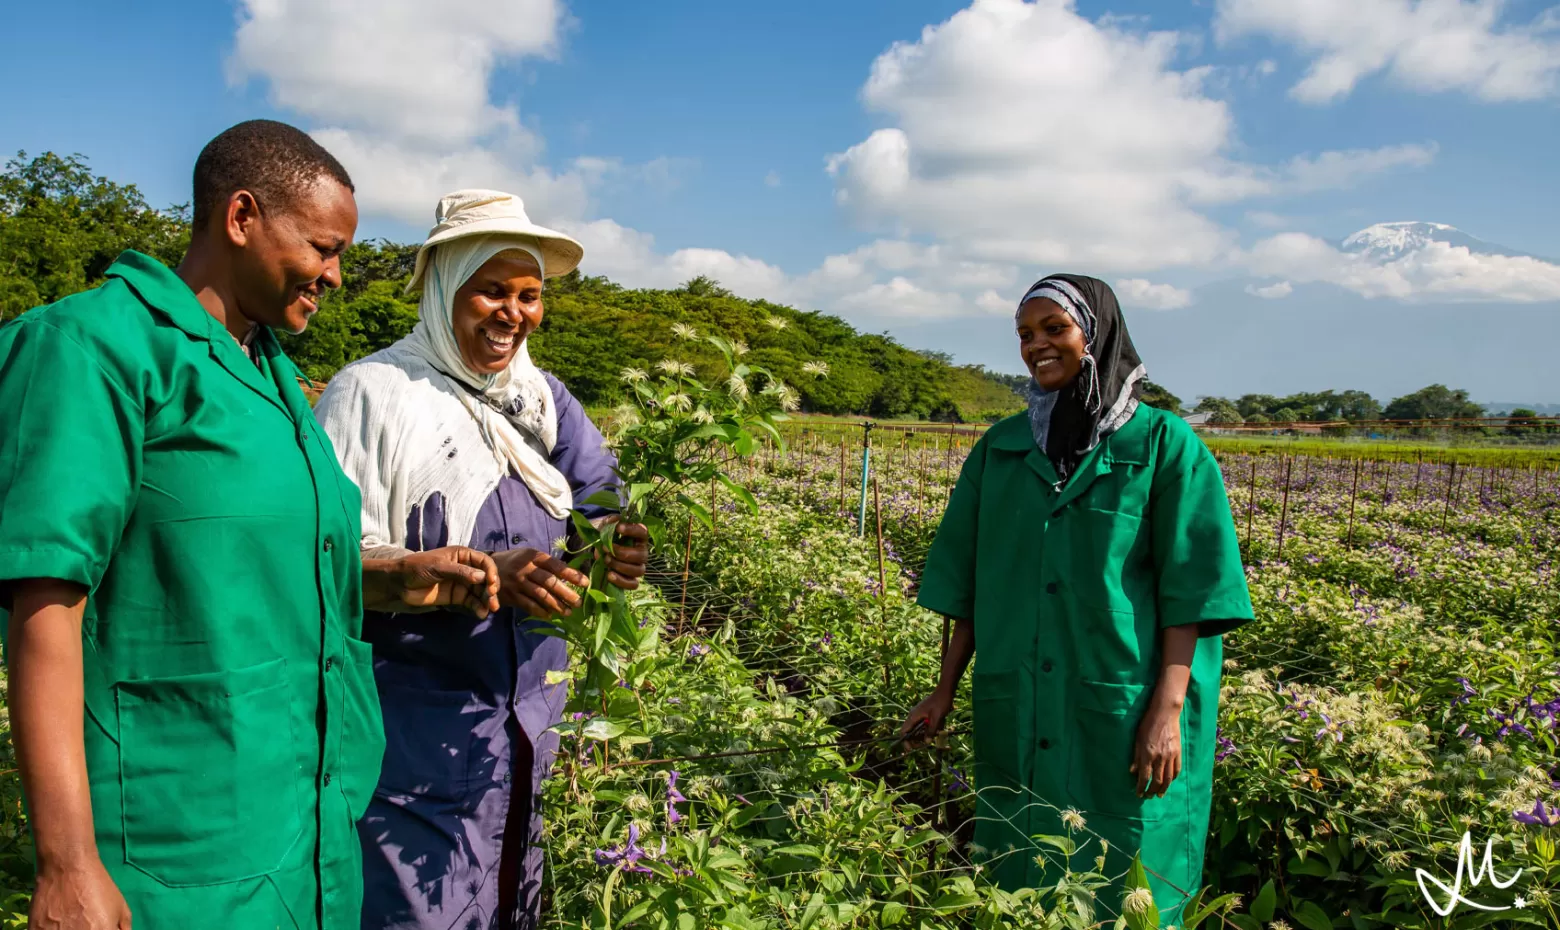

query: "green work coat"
xmin=0 ymin=252 xmax=385 ymax=929
xmin=917 ymin=405 xmax=1252 ymax=923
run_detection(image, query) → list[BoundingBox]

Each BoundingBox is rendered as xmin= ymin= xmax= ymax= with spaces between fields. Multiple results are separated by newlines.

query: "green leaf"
xmin=593 ymin=606 xmax=612 ymax=653
xmin=676 ymin=494 xmax=714 ymax=531
xmin=931 ymin=893 xmax=981 ymax=914
xmin=799 ymin=893 xmax=826 ymax=930
xmin=1225 ymin=915 xmax=1262 ymax=930
xmin=584 ymin=489 xmax=623 ymax=510
xmin=1293 ymin=901 xmax=1333 ymax=930
xmin=581 ymin=718 xmax=626 ymax=741
xmin=731 ymin=800 xmax=776 ymax=829
xmin=544 ymin=669 xmax=571 ymax=685
xmin=733 ymin=431 xmax=757 ymax=456
xmin=879 ymin=901 xmax=907 ymax=927
xmin=717 ymin=474 xmax=759 ymax=514
xmin=1123 ymin=854 xmax=1160 ymax=930
xmin=1182 ymin=892 xmax=1240 ymax=930
xmin=1250 ymin=880 xmax=1277 ymax=923
xmin=1286 ymin=857 xmax=1333 ymax=878
xmin=768 ymin=844 xmax=822 ymax=859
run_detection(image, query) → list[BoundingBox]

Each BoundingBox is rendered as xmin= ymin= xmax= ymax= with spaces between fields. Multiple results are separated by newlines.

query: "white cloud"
xmin=1116 ymin=278 xmax=1194 ymax=310
xmin=1244 ymin=234 xmax=1560 ymax=301
xmin=825 ymin=0 xmax=1435 ymax=273
xmin=764 ymin=170 xmax=782 ymax=188
xmin=557 ymin=219 xmax=791 ymax=298
xmin=1246 ymin=280 xmax=1294 ymax=298
xmin=1246 ymin=210 xmax=1292 ymax=229
xmin=1280 ymin=143 xmax=1436 ymax=192
xmin=1215 ymin=0 xmax=1560 ymax=104
xmin=230 ymin=0 xmax=563 ymax=144
xmin=309 ymin=128 xmax=591 ymax=226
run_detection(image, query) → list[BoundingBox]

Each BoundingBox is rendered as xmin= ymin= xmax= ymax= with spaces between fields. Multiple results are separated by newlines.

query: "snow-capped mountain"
xmin=1339 ymin=221 xmax=1539 ymax=262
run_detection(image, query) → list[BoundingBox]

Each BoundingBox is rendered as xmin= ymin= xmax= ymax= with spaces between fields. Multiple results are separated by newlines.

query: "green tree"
xmin=1384 ymin=384 xmax=1485 ymax=421
xmin=1505 ymin=407 xmax=1540 ymax=436
xmin=1196 ymin=396 xmax=1244 ymax=425
xmin=0 ymin=152 xmax=188 ymax=321
xmin=1140 ymin=380 xmax=1182 ymax=415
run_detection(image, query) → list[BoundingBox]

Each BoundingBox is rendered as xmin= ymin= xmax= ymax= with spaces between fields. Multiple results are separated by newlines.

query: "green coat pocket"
xmin=340 ymin=638 xmax=386 ymax=820
xmin=1066 ymin=678 xmax=1186 ymax=823
xmin=117 ymin=657 xmax=303 ymax=886
xmin=972 ymin=667 xmax=1030 ymax=786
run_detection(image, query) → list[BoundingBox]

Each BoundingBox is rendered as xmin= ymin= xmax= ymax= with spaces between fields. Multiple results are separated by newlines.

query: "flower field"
xmin=0 ymin=412 xmax=1557 ymax=928
xmin=536 ymin=426 xmax=1560 ymax=929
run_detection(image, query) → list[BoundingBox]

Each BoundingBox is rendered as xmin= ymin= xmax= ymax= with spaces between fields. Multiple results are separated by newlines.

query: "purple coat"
xmin=358 ymin=374 xmax=617 ymax=930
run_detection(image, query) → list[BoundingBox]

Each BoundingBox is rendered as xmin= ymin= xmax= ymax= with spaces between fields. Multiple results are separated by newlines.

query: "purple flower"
xmin=688 ymin=642 xmax=711 ymax=659
xmin=947 ymin=767 xmax=971 ymax=795
xmin=1215 ymin=733 xmax=1237 ymax=762
xmin=1453 ymin=678 xmax=1476 ymax=707
xmin=666 ymin=770 xmax=686 ymax=825
xmin=1514 ymin=801 xmax=1558 ymax=828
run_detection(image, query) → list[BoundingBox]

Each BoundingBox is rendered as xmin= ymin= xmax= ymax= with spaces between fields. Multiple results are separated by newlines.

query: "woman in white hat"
xmin=314 ymin=190 xmax=647 ymax=930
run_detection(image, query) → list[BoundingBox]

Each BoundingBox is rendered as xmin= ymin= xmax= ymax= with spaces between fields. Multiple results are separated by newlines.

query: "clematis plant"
xmin=545 ymin=328 xmax=815 ymax=765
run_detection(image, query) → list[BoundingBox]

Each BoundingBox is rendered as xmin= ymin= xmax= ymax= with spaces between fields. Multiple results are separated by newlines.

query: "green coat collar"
xmin=104 ymin=250 xmax=223 ymax=342
xmin=105 ymin=250 xmax=300 ymax=420
xmin=987 ymin=406 xmax=1152 ymax=510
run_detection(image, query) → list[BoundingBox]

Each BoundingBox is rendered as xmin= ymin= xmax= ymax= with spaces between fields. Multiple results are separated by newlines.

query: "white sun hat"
xmin=406 ymin=188 xmax=585 ymax=292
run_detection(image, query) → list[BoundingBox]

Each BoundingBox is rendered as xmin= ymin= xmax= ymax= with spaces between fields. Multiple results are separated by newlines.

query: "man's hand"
xmin=492 ymin=548 xmax=590 ymax=618
xmin=390 ymin=547 xmax=500 ymax=617
xmin=1130 ymin=701 xmax=1183 ymax=798
xmin=900 ymin=689 xmax=954 ymax=751
xmin=601 ymin=522 xmax=649 ymax=590
xmin=30 ymin=858 xmax=132 ymax=929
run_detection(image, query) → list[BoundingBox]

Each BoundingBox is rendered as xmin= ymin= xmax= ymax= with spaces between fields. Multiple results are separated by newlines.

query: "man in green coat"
xmin=904 ymin=275 xmax=1252 ymax=924
xmin=0 ymin=120 xmax=499 ymax=930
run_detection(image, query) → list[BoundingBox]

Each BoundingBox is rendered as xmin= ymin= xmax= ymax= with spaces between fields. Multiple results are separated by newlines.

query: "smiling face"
xmin=229 ymin=177 xmax=357 ymax=334
xmin=1017 ymin=297 xmax=1088 ymax=392
xmin=452 ymin=250 xmax=545 ymax=374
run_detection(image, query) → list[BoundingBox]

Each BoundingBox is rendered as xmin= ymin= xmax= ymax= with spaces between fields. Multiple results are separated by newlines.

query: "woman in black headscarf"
xmin=903 ymin=275 xmax=1253 ymax=923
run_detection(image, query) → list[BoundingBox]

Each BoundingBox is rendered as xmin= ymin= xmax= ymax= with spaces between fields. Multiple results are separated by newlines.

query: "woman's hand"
xmin=1131 ymin=700 xmax=1183 ymax=798
xmin=901 ymin=688 xmax=954 ymax=750
xmin=492 ymin=548 xmax=590 ymax=618
xmin=388 ymin=547 xmax=501 ymax=617
xmin=601 ymin=521 xmax=649 ymax=590
xmin=29 ymin=856 xmax=132 ymax=929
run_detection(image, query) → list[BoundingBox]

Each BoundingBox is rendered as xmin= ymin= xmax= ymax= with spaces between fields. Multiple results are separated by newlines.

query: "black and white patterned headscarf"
xmin=1018 ymin=274 xmax=1147 ymax=483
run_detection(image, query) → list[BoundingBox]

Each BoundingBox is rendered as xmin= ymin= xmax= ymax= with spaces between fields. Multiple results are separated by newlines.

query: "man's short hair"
xmin=191 ymin=119 xmax=354 ymax=230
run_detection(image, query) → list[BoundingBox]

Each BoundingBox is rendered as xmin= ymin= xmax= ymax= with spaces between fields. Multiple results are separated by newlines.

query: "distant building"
xmin=1182 ymin=411 xmax=1213 ymax=426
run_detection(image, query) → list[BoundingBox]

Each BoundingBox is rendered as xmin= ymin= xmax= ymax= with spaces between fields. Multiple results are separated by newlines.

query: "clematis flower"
xmin=666 ymin=771 xmax=687 ymax=826
xmin=1514 ymin=801 xmax=1557 ymax=828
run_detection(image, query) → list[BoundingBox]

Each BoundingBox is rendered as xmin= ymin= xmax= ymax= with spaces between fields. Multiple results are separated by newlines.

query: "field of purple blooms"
xmin=569 ymin=430 xmax=1559 ymax=928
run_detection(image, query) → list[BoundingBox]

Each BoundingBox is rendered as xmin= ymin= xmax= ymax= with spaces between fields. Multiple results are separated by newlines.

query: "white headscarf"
xmin=399 ymin=234 xmax=573 ymax=518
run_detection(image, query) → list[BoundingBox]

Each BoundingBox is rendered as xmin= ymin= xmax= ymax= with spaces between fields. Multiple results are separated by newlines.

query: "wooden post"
xmin=838 ymin=437 xmax=847 ymax=515
xmin=1441 ymin=461 xmax=1457 ymax=533
xmin=1245 ymin=457 xmax=1258 ymax=548
xmin=872 ymin=475 xmax=891 ymax=689
xmin=677 ymin=513 xmax=694 ymax=635
xmin=1345 ymin=457 xmax=1362 ymax=548
xmin=1276 ymin=456 xmax=1293 ymax=559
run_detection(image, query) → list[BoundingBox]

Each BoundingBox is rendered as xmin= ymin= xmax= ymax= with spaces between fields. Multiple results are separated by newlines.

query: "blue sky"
xmin=4 ymin=0 xmax=1559 ymax=402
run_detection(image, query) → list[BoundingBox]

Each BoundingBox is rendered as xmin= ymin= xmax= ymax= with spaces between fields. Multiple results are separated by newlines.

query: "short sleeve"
xmin=544 ymin=374 xmax=619 ymax=520
xmin=0 ymin=320 xmax=142 ymax=599
xmin=1148 ymin=421 xmax=1253 ymax=636
xmin=915 ymin=439 xmax=986 ymax=621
